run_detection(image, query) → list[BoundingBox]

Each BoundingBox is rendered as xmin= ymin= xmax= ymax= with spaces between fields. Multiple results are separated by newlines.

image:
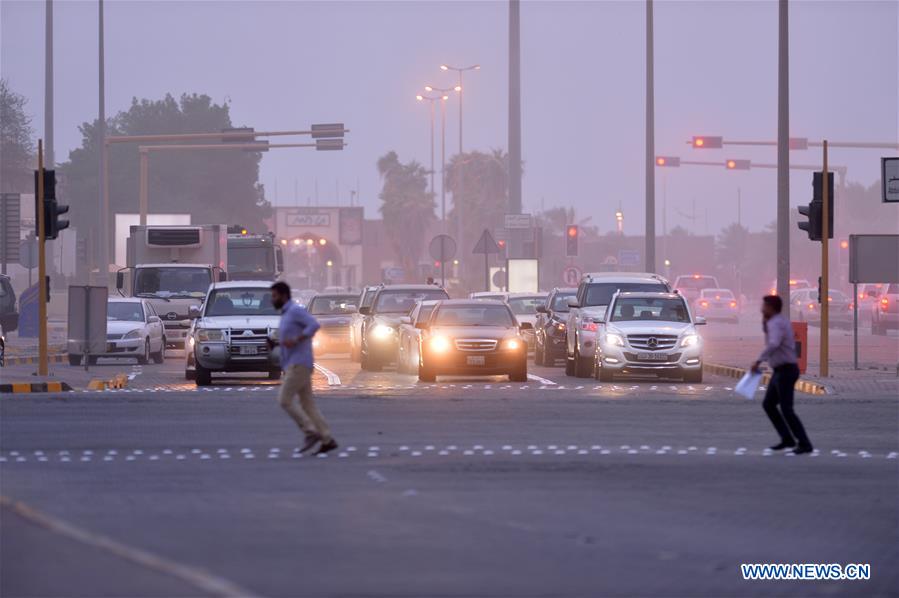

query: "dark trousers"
xmin=762 ymin=363 xmax=812 ymax=447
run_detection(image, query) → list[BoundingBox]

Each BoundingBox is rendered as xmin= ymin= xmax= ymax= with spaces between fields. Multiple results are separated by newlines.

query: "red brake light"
xmin=881 ymin=297 xmax=889 ymax=311
xmin=729 ymin=301 xmax=737 ymax=308
xmin=580 ymin=321 xmax=598 ymax=332
xmin=700 ymin=301 xmax=709 ymax=307
xmin=807 ymin=303 xmax=815 ymax=310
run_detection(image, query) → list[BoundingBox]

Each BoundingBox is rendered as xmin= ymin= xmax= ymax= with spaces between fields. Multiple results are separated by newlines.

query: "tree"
xmin=377 ymin=151 xmax=436 ymax=279
xmin=0 ymin=79 xmax=35 ymax=193
xmin=716 ymin=223 xmax=749 ymax=294
xmin=59 ymin=93 xmax=271 ymax=264
xmin=536 ymin=206 xmax=599 ymax=238
xmin=445 ymin=149 xmax=511 ymax=245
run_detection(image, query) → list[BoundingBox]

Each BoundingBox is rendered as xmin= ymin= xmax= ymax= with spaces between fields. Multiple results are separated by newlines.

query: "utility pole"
xmin=441 ymin=96 xmax=447 ymax=224
xmin=737 ymin=187 xmax=742 ymax=227
xmin=37 ymin=141 xmax=49 ymax=376
xmin=98 ymin=0 xmax=109 ymax=284
xmin=820 ymin=141 xmax=829 ymax=377
xmin=508 ymin=0 xmax=522 ymax=215
xmin=776 ymin=0 xmax=790 ymax=299
xmin=44 ymin=0 xmax=54 ymax=168
xmin=644 ymin=0 xmax=655 ymax=273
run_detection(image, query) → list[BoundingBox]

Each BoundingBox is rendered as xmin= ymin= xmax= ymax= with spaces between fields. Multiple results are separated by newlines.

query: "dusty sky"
xmin=2 ymin=0 xmax=897 ymax=239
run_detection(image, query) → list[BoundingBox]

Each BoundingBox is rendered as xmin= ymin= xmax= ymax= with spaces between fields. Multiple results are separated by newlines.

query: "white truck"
xmin=227 ymin=232 xmax=284 ymax=281
xmin=116 ymin=224 xmax=228 ymax=349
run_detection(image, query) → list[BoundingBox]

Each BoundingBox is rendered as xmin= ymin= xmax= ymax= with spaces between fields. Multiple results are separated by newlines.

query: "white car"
xmin=67 ymin=298 xmax=165 ymax=365
xmin=397 ymin=300 xmax=439 ymax=374
xmin=566 ymin=272 xmax=671 ymax=378
xmin=693 ymin=288 xmax=740 ymax=323
xmin=186 ymin=281 xmax=282 ymax=386
xmin=593 ymin=292 xmax=705 ymax=383
xmin=505 ymin=292 xmax=548 ymax=351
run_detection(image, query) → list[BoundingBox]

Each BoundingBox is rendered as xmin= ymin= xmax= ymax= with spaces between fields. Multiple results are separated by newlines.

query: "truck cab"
xmin=227 ymin=232 xmax=284 ymax=281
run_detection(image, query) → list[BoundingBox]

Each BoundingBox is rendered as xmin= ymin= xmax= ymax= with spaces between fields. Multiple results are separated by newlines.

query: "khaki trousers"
xmin=278 ymin=364 xmax=331 ymax=441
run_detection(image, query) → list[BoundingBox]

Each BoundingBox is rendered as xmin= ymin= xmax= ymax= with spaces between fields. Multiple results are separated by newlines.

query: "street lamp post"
xmin=439 ymin=64 xmax=480 ymax=155
xmin=424 ymin=85 xmax=458 ymax=227
xmin=415 ymin=94 xmax=439 ymax=203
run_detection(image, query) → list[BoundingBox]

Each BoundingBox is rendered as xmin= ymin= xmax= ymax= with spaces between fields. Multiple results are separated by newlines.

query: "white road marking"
xmin=526 ymin=373 xmax=557 ymax=385
xmin=313 ymin=363 xmax=341 ymax=386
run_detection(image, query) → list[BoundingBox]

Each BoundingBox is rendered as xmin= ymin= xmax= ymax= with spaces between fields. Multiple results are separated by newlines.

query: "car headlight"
xmin=122 ymin=329 xmax=142 ymax=340
xmin=603 ymin=332 xmax=625 ymax=347
xmin=680 ymin=334 xmax=700 ymax=347
xmin=429 ymin=336 xmax=452 ymax=353
xmin=195 ymin=328 xmax=225 ymax=342
xmin=503 ymin=338 xmax=523 ymax=351
xmin=371 ymin=324 xmax=396 ymax=340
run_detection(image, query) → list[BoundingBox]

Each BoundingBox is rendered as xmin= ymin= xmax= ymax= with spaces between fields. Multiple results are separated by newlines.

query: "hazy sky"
xmin=2 ymin=0 xmax=897 ymax=238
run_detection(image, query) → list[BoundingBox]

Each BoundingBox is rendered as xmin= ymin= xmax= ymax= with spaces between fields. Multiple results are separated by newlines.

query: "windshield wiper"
xmin=135 ymin=293 xmax=170 ymax=302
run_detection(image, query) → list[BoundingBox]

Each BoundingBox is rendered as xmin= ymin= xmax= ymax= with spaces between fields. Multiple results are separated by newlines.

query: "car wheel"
xmin=151 ymin=338 xmax=166 ymax=364
xmin=565 ymin=354 xmax=575 ymax=376
xmin=418 ymin=361 xmax=436 ymax=382
xmin=195 ymin=364 xmax=212 ymax=386
xmin=683 ymin=369 xmax=703 ymax=383
xmin=68 ymin=354 xmax=82 ymax=366
xmin=574 ymin=346 xmax=592 ymax=378
xmin=185 ymin=369 xmax=195 ymax=381
xmin=361 ymin=347 xmax=381 ymax=372
xmin=597 ymin=361 xmax=614 ymax=382
xmin=509 ymin=364 xmax=528 ymax=382
xmin=534 ymin=338 xmax=545 ymax=366
xmin=137 ymin=339 xmax=150 ymax=365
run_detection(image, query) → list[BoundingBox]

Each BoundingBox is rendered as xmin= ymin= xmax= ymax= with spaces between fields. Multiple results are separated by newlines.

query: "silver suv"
xmin=565 ymin=272 xmax=671 ymax=377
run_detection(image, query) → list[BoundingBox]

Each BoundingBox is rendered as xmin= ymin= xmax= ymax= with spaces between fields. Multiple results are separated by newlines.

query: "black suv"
xmin=534 ymin=287 xmax=576 ymax=366
xmin=0 ymin=275 xmax=18 ymax=335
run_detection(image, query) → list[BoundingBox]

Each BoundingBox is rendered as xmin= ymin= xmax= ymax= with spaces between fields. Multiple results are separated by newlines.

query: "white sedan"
xmin=67 ymin=298 xmax=166 ymax=365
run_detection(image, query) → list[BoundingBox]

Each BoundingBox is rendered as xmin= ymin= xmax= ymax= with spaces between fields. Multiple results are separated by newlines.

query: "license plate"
xmin=637 ymin=352 xmax=667 ymax=361
xmin=466 ymin=355 xmax=486 ymax=366
xmin=239 ymin=345 xmax=258 ymax=356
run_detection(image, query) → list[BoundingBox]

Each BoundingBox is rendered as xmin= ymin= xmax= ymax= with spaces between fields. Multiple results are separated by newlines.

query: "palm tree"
xmin=377 ymin=151 xmax=436 ymax=280
xmin=716 ymin=223 xmax=749 ymax=295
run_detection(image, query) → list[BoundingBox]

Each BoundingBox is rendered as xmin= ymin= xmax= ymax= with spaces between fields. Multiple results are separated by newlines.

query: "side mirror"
xmin=218 ymin=271 xmax=228 ymax=282
xmin=358 ymin=306 xmax=371 ymax=316
xmin=189 ymin=305 xmax=201 ymax=319
xmin=399 ymin=316 xmax=412 ymax=325
xmin=695 ymin=316 xmax=707 ymax=325
xmin=415 ymin=321 xmax=429 ymax=330
xmin=148 ymin=315 xmax=161 ymax=324
xmin=566 ymin=297 xmax=579 ymax=309
xmin=536 ymin=305 xmax=548 ymax=313
xmin=519 ymin=321 xmax=534 ymax=330
xmin=116 ymin=271 xmax=124 ymax=290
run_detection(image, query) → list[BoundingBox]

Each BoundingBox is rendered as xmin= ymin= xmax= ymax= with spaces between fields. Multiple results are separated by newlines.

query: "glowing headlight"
xmin=503 ymin=338 xmax=522 ymax=351
xmin=195 ymin=328 xmax=225 ymax=342
xmin=603 ymin=333 xmax=625 ymax=347
xmin=680 ymin=334 xmax=700 ymax=347
xmin=555 ymin=322 xmax=566 ymax=331
xmin=122 ymin=329 xmax=142 ymax=340
xmin=429 ymin=336 xmax=452 ymax=353
xmin=371 ymin=324 xmax=395 ymax=340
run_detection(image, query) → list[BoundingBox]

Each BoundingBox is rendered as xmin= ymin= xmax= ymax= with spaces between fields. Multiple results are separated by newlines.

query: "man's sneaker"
xmin=315 ymin=439 xmax=339 ymax=455
xmin=300 ymin=433 xmax=322 ymax=453
xmin=791 ymin=445 xmax=814 ymax=455
xmin=770 ymin=441 xmax=796 ymax=451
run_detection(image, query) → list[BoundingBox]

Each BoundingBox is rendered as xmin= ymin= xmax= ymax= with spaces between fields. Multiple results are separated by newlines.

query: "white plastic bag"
xmin=735 ymin=371 xmax=763 ymax=399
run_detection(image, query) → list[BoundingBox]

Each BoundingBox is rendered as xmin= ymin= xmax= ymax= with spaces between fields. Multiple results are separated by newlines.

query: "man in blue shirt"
xmin=270 ymin=282 xmax=338 ymax=455
xmin=752 ymin=295 xmax=813 ymax=454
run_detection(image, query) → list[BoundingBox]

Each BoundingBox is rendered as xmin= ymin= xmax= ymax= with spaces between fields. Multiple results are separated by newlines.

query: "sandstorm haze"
xmin=2 ymin=0 xmax=897 ymax=235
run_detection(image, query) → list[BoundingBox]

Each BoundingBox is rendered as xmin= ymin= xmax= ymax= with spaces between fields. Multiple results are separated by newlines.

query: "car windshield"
xmin=507 ymin=296 xmax=545 ymax=315
xmin=700 ymin=289 xmax=735 ymax=300
xmin=415 ymin=304 xmax=436 ymax=323
xmin=134 ymin=267 xmax=211 ymax=299
xmin=373 ymin=289 xmax=448 ymax=313
xmin=676 ymin=276 xmax=717 ymax=290
xmin=610 ymin=297 xmax=690 ymax=323
xmin=307 ymin=295 xmax=357 ymax=315
xmin=551 ymin=292 xmax=576 ymax=311
xmin=887 ymin=284 xmax=899 ymax=294
xmin=108 ymin=302 xmax=144 ymax=322
xmin=228 ymin=245 xmax=274 ymax=275
xmin=583 ymin=282 xmax=668 ymax=306
xmin=360 ymin=290 xmax=377 ymax=308
xmin=434 ymin=305 xmax=515 ymax=327
xmin=205 ymin=288 xmax=279 ymax=316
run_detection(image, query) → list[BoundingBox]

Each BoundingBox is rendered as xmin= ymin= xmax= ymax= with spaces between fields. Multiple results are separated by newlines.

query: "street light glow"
xmin=424 ymin=85 xmax=434 ymax=92
xmin=454 ymin=85 xmax=462 ymax=92
xmin=416 ymin=94 xmax=424 ymax=101
xmin=440 ymin=65 xmax=449 ymax=71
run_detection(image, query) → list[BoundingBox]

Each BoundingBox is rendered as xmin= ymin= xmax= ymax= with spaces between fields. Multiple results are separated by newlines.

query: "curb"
xmin=87 ymin=373 xmax=129 ymax=391
xmin=3 ymin=354 xmax=68 ymax=366
xmin=704 ymin=363 xmax=829 ymax=395
xmin=0 ymin=381 xmax=73 ymax=393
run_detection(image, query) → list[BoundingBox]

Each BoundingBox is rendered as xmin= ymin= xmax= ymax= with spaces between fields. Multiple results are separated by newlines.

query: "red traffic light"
xmin=567 ymin=225 xmax=579 ymax=238
xmin=655 ymin=156 xmax=681 ymax=167
xmin=691 ymin=136 xmax=723 ymax=149
xmin=725 ymin=159 xmax=750 ymax=170
xmin=497 ymin=239 xmax=506 ymax=247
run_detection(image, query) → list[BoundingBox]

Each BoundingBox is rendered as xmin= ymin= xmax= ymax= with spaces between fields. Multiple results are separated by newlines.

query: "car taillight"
xmin=579 ymin=320 xmax=598 ymax=332
xmin=729 ymin=301 xmax=737 ymax=308
xmin=700 ymin=301 xmax=709 ymax=308
xmin=807 ymin=303 xmax=815 ymax=310
xmin=881 ymin=298 xmax=889 ymax=311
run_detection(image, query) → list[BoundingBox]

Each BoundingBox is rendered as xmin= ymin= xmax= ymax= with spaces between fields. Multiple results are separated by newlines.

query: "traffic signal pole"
xmin=644 ymin=0 xmax=655 ymax=274
xmin=820 ymin=141 xmax=829 ymax=377
xmin=37 ymin=140 xmax=49 ymax=376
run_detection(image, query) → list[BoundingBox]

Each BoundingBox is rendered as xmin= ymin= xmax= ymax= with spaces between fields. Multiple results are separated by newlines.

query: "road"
xmin=2 ymin=336 xmax=898 ymax=597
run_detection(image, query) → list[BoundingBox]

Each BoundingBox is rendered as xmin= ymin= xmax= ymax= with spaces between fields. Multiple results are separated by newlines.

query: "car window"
xmin=887 ymin=284 xmax=899 ymax=294
xmin=0 ymin=281 xmax=8 ymax=297
xmin=434 ymin=305 xmax=515 ymax=327
xmin=675 ymin=276 xmax=718 ymax=290
xmin=108 ymin=302 xmax=145 ymax=322
xmin=360 ymin=290 xmax=376 ymax=308
xmin=507 ymin=296 xmax=545 ymax=315
xmin=415 ymin=304 xmax=436 ymax=323
xmin=610 ymin=297 xmax=689 ymax=323
xmin=373 ymin=289 xmax=448 ymax=314
xmin=307 ymin=295 xmax=356 ymax=315
xmin=700 ymin=289 xmax=734 ymax=300
xmin=205 ymin=288 xmax=279 ymax=316
xmin=583 ymin=282 xmax=668 ymax=307
xmin=550 ymin=292 xmax=575 ymax=312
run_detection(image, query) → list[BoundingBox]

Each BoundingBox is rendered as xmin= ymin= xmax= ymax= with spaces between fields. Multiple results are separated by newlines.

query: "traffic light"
xmin=691 ymin=136 xmax=723 ymax=149
xmin=33 ymin=169 xmax=69 ymax=240
xmin=655 ymin=156 xmax=681 ymax=167
xmin=797 ymin=201 xmax=822 ymax=241
xmin=725 ymin=159 xmax=750 ymax=170
xmin=565 ymin=225 xmax=579 ymax=257
xmin=813 ymin=171 xmax=834 ymax=240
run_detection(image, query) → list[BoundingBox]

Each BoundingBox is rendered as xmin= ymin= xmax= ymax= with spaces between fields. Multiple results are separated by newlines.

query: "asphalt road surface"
xmin=2 ymin=348 xmax=897 ymax=597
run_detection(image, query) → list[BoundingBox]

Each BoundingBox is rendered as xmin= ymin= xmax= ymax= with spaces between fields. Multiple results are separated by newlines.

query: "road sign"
xmin=18 ymin=237 xmax=38 ymax=269
xmin=315 ymin=138 xmax=344 ymax=151
xmin=1 ymin=193 xmax=21 ymax=269
xmin=562 ymin=265 xmax=582 ymax=286
xmin=491 ymin=268 xmax=507 ymax=290
xmin=473 ymin=229 xmax=501 ymax=255
xmin=311 ymin=123 xmax=345 ymax=138
xmin=618 ymin=249 xmax=640 ymax=266
xmin=882 ymin=157 xmax=899 ymax=203
xmin=504 ymin=213 xmax=533 ymax=229
xmin=384 ymin=267 xmax=405 ymax=283
xmin=429 ymin=234 xmax=457 ymax=262
xmin=67 ymin=286 xmax=109 ymax=365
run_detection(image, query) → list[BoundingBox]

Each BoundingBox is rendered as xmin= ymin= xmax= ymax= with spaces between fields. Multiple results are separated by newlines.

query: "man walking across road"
xmin=752 ymin=295 xmax=813 ymax=455
xmin=270 ymin=282 xmax=338 ymax=455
